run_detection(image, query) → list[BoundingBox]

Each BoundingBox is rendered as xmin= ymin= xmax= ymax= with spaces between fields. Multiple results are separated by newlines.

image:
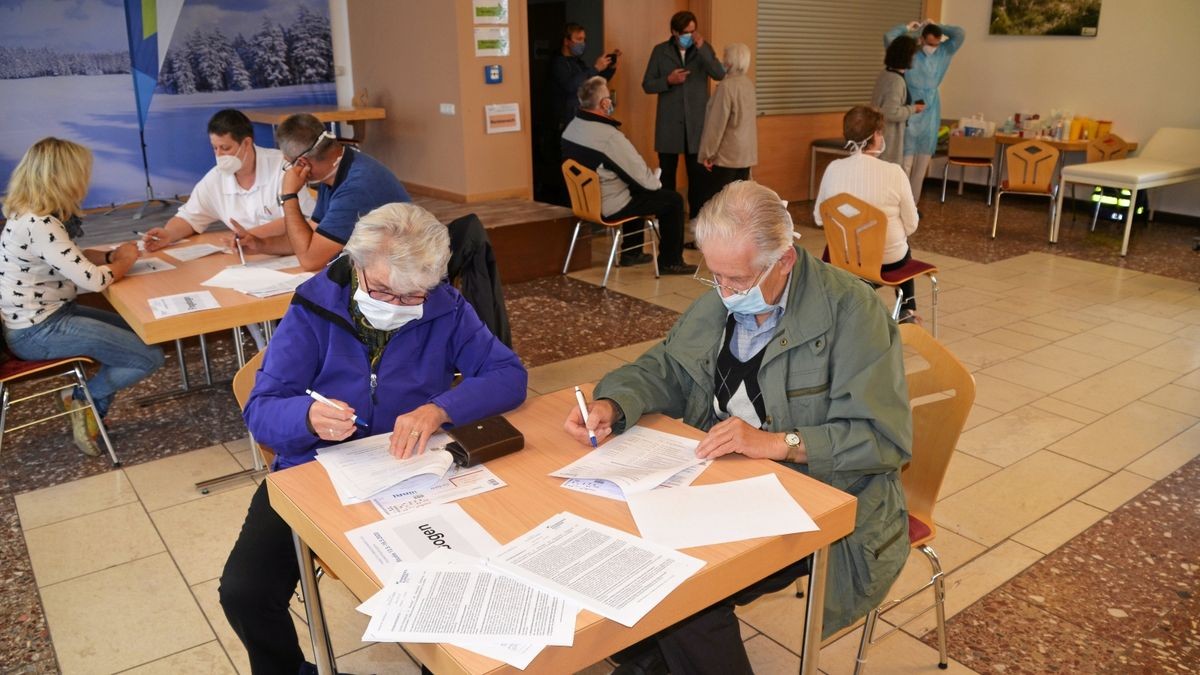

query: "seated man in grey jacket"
xmin=561 ymin=76 xmax=696 ymax=274
xmin=564 ymin=180 xmax=912 ymax=674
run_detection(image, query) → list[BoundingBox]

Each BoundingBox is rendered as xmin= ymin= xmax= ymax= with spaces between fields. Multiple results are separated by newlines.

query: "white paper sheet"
xmin=550 ymin=426 xmax=704 ymax=496
xmin=626 ymin=474 xmax=819 ymax=550
xmin=125 ymin=257 xmax=176 ymax=276
xmin=360 ymin=560 xmax=577 ymax=646
xmin=486 ymin=512 xmax=704 ymax=627
xmin=316 ymin=433 xmax=455 ymax=505
xmin=347 ymin=503 xmax=500 ymax=582
xmin=201 ymin=266 xmax=311 ymax=297
xmin=242 ymin=254 xmax=300 ymax=270
xmin=371 ymin=464 xmax=506 ymax=518
xmin=164 ymin=243 xmax=227 ymax=262
xmin=561 ymin=460 xmax=711 ymax=502
xmin=147 ymin=291 xmax=220 ymax=319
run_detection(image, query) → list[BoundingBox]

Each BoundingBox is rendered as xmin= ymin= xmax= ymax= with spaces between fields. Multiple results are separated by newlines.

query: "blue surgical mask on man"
xmin=717 ymin=261 xmax=779 ymax=316
xmin=569 ymin=41 xmax=586 ymax=57
xmin=678 ymin=33 xmax=694 ymax=49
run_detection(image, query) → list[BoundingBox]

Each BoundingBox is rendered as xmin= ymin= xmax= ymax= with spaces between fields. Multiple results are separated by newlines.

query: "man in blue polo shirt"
xmin=234 ymin=113 xmax=411 ymax=270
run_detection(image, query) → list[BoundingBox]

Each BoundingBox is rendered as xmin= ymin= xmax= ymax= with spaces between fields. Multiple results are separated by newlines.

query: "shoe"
xmin=60 ymin=393 xmax=100 ymax=457
xmin=619 ymin=252 xmax=653 ymax=266
xmin=612 ymin=644 xmax=669 ymax=675
xmin=659 ymin=262 xmax=698 ymax=275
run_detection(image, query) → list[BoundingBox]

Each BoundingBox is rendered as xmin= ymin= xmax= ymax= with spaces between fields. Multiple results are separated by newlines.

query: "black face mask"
xmin=61 ymin=215 xmax=85 ymax=239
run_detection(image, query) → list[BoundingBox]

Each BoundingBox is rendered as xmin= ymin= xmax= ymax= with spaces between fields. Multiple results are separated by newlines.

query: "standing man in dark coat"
xmin=642 ymin=10 xmax=725 ymax=220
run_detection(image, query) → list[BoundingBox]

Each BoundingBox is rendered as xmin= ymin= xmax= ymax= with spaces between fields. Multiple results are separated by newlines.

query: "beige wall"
xmin=939 ymin=0 xmax=1200 ymax=216
xmin=347 ymin=0 xmax=532 ymax=202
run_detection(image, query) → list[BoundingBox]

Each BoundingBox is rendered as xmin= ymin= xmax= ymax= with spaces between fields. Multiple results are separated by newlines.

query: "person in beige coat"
xmin=696 ymin=43 xmax=758 ymax=215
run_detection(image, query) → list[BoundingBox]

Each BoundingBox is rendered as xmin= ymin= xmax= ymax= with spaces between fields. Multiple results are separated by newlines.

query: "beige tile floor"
xmin=15 ymin=231 xmax=1200 ymax=674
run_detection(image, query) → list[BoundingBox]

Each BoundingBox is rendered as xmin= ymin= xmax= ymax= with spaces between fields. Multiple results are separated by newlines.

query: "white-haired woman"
xmin=1 ymin=137 xmax=163 ymax=456
xmin=220 ymin=202 xmax=527 ymax=675
xmin=695 ymin=42 xmax=758 ymax=216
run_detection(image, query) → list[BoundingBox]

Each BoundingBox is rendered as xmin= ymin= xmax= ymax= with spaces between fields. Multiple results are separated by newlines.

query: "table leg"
xmin=294 ymin=531 xmax=337 ymax=675
xmin=1120 ymin=188 xmax=1138 ymax=256
xmin=199 ymin=334 xmax=213 ymax=386
xmin=799 ymin=545 xmax=829 ymax=675
xmin=1051 ymin=180 xmax=1067 ymax=243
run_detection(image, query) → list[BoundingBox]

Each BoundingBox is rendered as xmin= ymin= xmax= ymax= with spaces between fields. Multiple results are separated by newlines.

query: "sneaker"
xmin=659 ymin=262 xmax=698 ymax=275
xmin=60 ymin=393 xmax=100 ymax=457
xmin=619 ymin=252 xmax=652 ymax=266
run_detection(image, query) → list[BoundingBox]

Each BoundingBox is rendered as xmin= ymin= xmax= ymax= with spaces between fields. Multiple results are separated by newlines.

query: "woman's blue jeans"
xmin=5 ymin=303 xmax=164 ymax=418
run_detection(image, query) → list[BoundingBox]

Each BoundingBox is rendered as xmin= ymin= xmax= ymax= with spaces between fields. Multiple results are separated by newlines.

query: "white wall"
xmin=939 ymin=0 xmax=1200 ymax=217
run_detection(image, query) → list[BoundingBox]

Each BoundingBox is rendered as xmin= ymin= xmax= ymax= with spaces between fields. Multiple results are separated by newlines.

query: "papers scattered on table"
xmin=242 ymin=254 xmax=301 ymax=271
xmin=347 ymin=503 xmax=500 ymax=581
xmin=316 ymin=433 xmax=456 ymax=504
xmin=125 ymin=257 xmax=177 ymax=276
xmin=627 ymin=474 xmax=819 ymax=550
xmin=550 ymin=426 xmax=706 ymax=496
xmin=487 ymin=512 xmax=704 ymax=627
xmin=371 ymin=463 xmax=506 ymax=518
xmin=201 ymin=266 xmax=312 ymax=297
xmin=165 ymin=243 xmax=227 ymax=262
xmin=148 ymin=291 xmax=220 ymax=319
xmin=561 ymin=459 xmax=710 ymax=502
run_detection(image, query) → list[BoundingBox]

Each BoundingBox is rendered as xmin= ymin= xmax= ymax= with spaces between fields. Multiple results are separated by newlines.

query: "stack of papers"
xmin=201 ymin=266 xmax=312 ymax=298
xmin=148 ymin=291 xmax=220 ymax=319
xmin=562 ymin=459 xmax=710 ymax=501
xmin=316 ymin=433 xmax=457 ymax=505
xmin=370 ymin=463 xmax=506 ymax=517
xmin=550 ymin=426 xmax=708 ymax=496
xmin=165 ymin=243 xmax=227 ymax=262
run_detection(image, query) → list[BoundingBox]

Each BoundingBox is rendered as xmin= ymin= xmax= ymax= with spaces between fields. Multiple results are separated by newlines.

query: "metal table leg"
xmin=294 ymin=531 xmax=337 ymax=675
xmin=799 ymin=545 xmax=830 ymax=675
xmin=194 ymin=327 xmax=267 ymax=493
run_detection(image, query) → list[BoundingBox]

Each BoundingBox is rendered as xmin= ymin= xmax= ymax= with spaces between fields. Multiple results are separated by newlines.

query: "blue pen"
xmin=306 ymin=389 xmax=369 ymax=428
xmin=574 ymin=386 xmax=598 ymax=448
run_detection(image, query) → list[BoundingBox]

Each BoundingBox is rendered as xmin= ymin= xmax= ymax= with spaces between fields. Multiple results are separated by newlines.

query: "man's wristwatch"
xmin=278 ymin=192 xmax=299 ymax=205
xmin=783 ymin=432 xmax=803 ymax=462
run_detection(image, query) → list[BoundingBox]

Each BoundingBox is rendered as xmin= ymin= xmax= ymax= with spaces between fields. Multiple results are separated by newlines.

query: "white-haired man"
xmin=564 ymin=180 xmax=912 ymax=674
xmin=561 ymin=75 xmax=695 ymax=274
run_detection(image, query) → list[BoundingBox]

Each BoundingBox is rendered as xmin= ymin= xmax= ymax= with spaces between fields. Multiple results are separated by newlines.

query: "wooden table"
xmin=268 ymin=386 xmax=858 ymax=675
xmin=245 ymin=106 xmax=387 ymax=144
xmin=102 ymin=231 xmax=299 ymax=346
xmin=992 ymin=133 xmax=1138 ymax=201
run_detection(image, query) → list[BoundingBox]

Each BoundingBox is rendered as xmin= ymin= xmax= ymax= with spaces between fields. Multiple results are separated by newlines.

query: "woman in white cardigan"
xmin=813 ymin=106 xmax=921 ymax=322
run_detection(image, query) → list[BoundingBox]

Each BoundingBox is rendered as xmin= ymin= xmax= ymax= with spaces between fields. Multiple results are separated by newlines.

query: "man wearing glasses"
xmin=234 ymin=113 xmax=411 ymax=270
xmin=564 ymin=180 xmax=912 ymax=674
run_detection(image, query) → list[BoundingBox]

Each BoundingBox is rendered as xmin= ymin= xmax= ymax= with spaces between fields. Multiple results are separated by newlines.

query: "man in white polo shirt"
xmin=141 ymin=108 xmax=315 ymax=249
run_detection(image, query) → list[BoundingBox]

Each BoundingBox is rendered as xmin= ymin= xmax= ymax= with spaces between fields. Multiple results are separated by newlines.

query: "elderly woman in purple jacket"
xmin=219 ymin=202 xmax=527 ymax=675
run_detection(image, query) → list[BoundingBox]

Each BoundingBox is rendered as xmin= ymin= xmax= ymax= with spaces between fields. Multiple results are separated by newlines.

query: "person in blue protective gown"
xmin=884 ymin=20 xmax=966 ymax=203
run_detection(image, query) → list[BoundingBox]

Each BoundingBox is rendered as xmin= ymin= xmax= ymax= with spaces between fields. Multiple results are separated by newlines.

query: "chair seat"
xmin=908 ymin=513 xmax=934 ymax=547
xmin=597 ymin=213 xmax=655 ymax=228
xmin=0 ymin=354 xmax=93 ymax=383
xmin=881 ymin=259 xmax=937 ymax=284
xmin=948 ymin=157 xmax=993 ymax=167
xmin=999 ymin=180 xmax=1053 ymax=194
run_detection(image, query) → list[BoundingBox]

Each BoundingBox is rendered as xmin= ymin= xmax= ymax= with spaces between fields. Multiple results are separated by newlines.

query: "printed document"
xmin=164 ymin=242 xmax=227 ymax=262
xmin=126 ymin=258 xmax=176 ymax=276
xmin=148 ymin=291 xmax=220 ymax=319
xmin=316 ymin=433 xmax=456 ymax=504
xmin=243 ymin=254 xmax=300 ymax=270
xmin=561 ymin=460 xmax=710 ymax=502
xmin=626 ymin=473 xmax=819 ymax=550
xmin=201 ymin=266 xmax=312 ymax=297
xmin=550 ymin=426 xmax=705 ymax=495
xmin=346 ymin=503 xmax=500 ymax=581
xmin=371 ymin=464 xmax=506 ymax=518
xmin=486 ymin=512 xmax=704 ymax=627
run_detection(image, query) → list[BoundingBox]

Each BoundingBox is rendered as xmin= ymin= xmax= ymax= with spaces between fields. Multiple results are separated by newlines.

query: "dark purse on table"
xmin=444 ymin=415 xmax=524 ymax=467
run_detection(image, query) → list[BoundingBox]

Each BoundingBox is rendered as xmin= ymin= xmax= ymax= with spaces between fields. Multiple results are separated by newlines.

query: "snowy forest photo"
xmin=0 ymin=0 xmax=335 ymax=208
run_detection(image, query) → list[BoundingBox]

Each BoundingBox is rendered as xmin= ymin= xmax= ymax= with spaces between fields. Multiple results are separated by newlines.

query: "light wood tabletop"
xmin=244 ymin=106 xmax=387 ymax=126
xmin=101 ymin=231 xmax=302 ymax=345
xmin=267 ymin=385 xmax=858 ymax=675
xmin=995 ymin=133 xmax=1138 ymax=153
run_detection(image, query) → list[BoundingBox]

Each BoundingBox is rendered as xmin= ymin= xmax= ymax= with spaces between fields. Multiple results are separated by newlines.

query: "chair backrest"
xmin=561 ymin=159 xmax=606 ymax=224
xmin=1003 ymin=140 xmax=1059 ymax=193
xmin=232 ymin=350 xmax=274 ymax=469
xmin=898 ymin=324 xmax=975 ymax=529
xmin=818 ymin=192 xmax=888 ymax=285
xmin=948 ymin=135 xmax=996 ymax=161
xmin=1087 ymin=134 xmax=1129 ymax=163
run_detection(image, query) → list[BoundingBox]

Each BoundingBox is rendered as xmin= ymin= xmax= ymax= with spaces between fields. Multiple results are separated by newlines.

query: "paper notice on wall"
xmin=485 ymin=103 xmax=521 ymax=134
xmin=474 ymin=27 xmax=510 ymax=57
xmin=473 ymin=0 xmax=508 ymax=24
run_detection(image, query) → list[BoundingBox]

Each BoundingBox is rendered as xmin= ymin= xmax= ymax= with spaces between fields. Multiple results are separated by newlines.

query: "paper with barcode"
xmin=148 ymin=291 xmax=220 ymax=319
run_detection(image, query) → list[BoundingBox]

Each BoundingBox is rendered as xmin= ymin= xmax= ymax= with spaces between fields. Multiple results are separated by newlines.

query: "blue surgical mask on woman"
xmin=678 ymin=33 xmax=694 ymax=49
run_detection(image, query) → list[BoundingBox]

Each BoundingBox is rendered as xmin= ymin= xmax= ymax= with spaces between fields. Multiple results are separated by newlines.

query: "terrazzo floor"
xmin=3 ymin=189 xmax=1199 ymax=673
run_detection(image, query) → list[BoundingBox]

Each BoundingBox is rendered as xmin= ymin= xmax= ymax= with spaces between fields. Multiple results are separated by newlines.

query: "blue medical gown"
xmin=884 ymin=24 xmax=966 ymax=157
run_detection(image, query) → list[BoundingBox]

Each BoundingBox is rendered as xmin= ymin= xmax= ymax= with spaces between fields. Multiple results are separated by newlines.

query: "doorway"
xmin=528 ymin=0 xmax=605 ymax=205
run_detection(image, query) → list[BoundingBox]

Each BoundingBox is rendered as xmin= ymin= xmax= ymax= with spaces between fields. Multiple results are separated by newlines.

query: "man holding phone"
xmin=549 ymin=22 xmax=622 ymax=130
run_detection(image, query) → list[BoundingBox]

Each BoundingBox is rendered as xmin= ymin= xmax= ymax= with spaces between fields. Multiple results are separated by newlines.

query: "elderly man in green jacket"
xmin=565 ymin=180 xmax=911 ymax=675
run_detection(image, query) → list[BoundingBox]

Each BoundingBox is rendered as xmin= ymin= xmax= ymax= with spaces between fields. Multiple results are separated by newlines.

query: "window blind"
xmin=757 ymin=0 xmax=923 ymax=116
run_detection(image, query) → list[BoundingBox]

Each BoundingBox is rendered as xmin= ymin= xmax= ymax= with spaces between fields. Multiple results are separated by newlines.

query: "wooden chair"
xmin=561 ymin=159 xmax=659 ymax=288
xmin=852 ymin=324 xmax=976 ymax=674
xmin=0 ymin=352 xmax=119 ymax=466
xmin=1069 ymin=134 xmax=1130 ymax=226
xmin=941 ymin=135 xmax=996 ymax=206
xmin=819 ymin=193 xmax=940 ymax=336
xmin=991 ymin=140 xmax=1060 ymax=239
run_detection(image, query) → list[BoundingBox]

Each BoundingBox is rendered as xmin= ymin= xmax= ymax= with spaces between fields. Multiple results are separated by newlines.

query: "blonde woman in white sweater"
xmin=814 ymin=106 xmax=921 ymax=322
xmin=1 ymin=138 xmax=163 ymax=455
